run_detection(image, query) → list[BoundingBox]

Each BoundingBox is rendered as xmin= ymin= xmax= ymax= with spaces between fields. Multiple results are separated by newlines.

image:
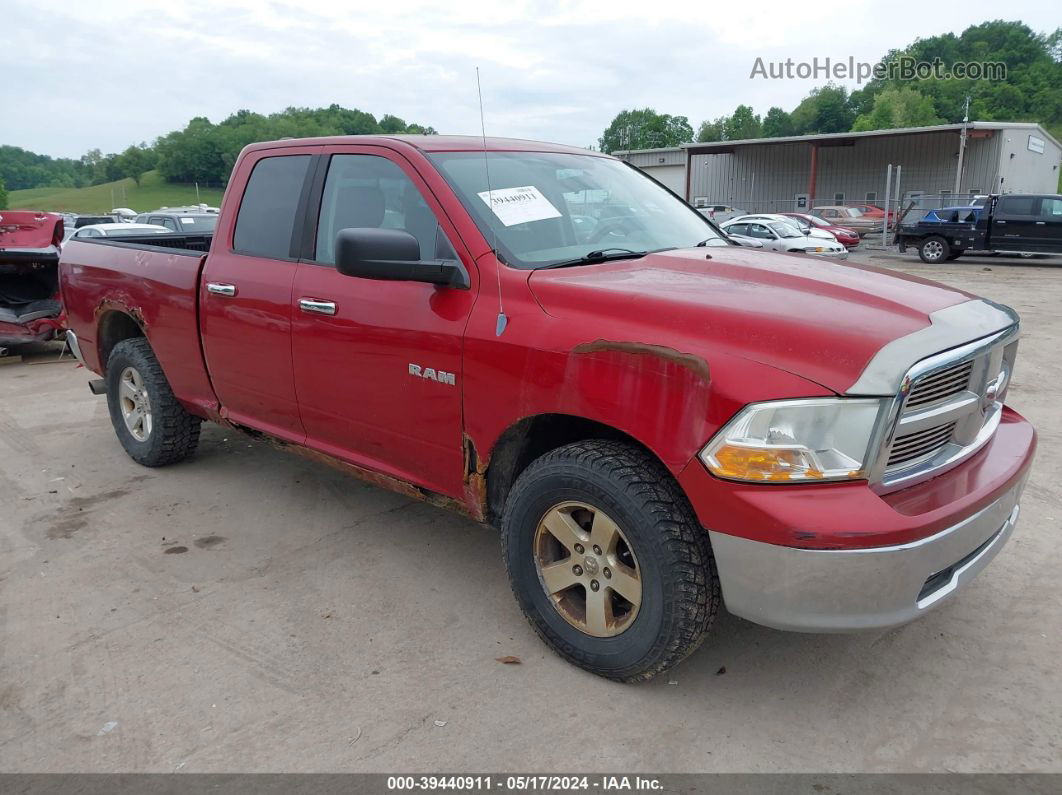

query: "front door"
xmin=291 ymin=148 xmax=477 ymax=497
xmin=993 ymin=195 xmax=1041 ymax=252
xmin=199 ymin=148 xmax=318 ymax=441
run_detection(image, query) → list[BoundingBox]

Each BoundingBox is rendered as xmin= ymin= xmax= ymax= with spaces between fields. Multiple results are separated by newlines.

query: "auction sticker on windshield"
xmin=478 ymin=186 xmax=562 ymax=226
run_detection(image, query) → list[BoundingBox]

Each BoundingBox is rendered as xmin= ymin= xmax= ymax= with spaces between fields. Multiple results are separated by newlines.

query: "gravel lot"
xmin=1 ymin=250 xmax=1060 ymax=773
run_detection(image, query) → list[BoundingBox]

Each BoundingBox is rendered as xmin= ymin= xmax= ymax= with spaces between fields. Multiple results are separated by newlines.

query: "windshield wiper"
xmin=541 ymin=248 xmax=648 ymax=270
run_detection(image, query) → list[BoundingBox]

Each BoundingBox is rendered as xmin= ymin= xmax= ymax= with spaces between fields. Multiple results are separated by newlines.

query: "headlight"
xmin=700 ymin=398 xmax=886 ymax=482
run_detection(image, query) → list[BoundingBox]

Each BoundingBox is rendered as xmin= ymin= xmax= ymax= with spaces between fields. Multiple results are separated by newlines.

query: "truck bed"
xmin=59 ymin=235 xmax=219 ymax=417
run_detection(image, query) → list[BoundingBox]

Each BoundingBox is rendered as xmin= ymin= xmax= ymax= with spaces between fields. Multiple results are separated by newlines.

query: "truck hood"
xmin=528 ymin=247 xmax=978 ymax=394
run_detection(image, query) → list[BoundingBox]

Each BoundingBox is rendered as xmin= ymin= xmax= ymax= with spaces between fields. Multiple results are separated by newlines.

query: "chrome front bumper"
xmin=708 ymin=477 xmax=1026 ymax=632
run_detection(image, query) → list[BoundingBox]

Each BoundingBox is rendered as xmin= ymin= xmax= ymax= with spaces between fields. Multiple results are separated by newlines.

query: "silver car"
xmin=720 ymin=218 xmax=848 ymax=259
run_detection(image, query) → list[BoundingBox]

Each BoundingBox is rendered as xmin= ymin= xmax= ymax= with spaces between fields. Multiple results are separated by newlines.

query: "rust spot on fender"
xmin=94 ymin=298 xmax=148 ymax=332
xmin=462 ymin=433 xmax=489 ymax=519
xmin=571 ymin=340 xmax=710 ymax=383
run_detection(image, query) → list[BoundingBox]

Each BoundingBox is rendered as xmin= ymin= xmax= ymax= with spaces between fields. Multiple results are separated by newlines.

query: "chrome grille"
xmin=887 ymin=421 xmax=958 ymax=467
xmin=873 ymin=327 xmax=1020 ymax=491
xmin=905 ymin=361 xmax=973 ymax=408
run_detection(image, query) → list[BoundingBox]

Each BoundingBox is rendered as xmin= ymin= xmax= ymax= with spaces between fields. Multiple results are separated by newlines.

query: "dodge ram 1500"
xmin=59 ymin=135 xmax=1036 ymax=681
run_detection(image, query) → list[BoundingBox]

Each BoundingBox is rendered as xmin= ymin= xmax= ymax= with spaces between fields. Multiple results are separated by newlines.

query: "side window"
xmin=726 ymin=223 xmax=747 ymax=236
xmin=314 ymin=154 xmax=451 ymax=265
xmin=999 ymin=196 xmax=1039 ymax=216
xmin=749 ymin=224 xmax=772 ymax=239
xmin=159 ymin=217 xmax=178 ymax=231
xmin=1040 ymin=198 xmax=1062 ymax=218
xmin=233 ymin=154 xmax=312 ymax=259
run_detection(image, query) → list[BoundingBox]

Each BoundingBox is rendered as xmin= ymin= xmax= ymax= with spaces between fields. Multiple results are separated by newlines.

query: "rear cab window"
xmin=233 ymin=154 xmax=313 ymax=259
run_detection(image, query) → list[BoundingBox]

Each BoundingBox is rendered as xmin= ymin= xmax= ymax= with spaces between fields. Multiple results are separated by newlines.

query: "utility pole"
xmin=953 ymin=95 xmax=970 ymax=195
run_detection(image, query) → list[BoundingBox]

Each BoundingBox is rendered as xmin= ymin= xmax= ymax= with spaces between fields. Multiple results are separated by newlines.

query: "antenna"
xmin=477 ymin=66 xmax=508 ymax=336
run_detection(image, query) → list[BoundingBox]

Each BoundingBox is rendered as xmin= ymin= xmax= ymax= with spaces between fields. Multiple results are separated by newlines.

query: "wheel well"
xmin=97 ymin=311 xmax=145 ymax=368
xmin=483 ymin=414 xmax=665 ymax=526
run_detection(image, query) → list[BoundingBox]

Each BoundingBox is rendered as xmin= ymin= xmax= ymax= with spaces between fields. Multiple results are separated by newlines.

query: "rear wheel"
xmin=106 ymin=338 xmax=201 ymax=466
xmin=501 ymin=440 xmax=719 ymax=682
xmin=919 ymin=236 xmax=950 ymax=263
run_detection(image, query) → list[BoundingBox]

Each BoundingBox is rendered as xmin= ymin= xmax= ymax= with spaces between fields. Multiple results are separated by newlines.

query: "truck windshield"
xmin=428 ymin=151 xmax=729 ymax=269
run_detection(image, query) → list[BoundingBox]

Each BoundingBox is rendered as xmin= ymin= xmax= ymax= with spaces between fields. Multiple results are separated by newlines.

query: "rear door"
xmin=289 ymin=146 xmax=477 ymax=497
xmin=992 ymin=195 xmax=1041 ymax=252
xmin=199 ymin=147 xmax=319 ymax=441
xmin=1037 ymin=197 xmax=1062 ymax=253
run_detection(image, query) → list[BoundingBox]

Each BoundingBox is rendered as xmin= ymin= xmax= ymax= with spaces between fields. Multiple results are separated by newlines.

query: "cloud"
xmin=2 ymin=0 xmax=1057 ymax=158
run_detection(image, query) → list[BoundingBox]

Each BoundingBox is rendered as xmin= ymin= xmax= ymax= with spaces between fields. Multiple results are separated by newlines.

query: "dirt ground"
xmin=1 ymin=250 xmax=1060 ymax=773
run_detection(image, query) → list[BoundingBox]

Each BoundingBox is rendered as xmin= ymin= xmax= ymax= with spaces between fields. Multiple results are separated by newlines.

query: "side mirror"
xmin=334 ymin=228 xmax=467 ymax=288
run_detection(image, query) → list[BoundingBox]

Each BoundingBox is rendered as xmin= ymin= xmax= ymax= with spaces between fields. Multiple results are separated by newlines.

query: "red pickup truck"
xmin=59 ymin=135 xmax=1036 ymax=681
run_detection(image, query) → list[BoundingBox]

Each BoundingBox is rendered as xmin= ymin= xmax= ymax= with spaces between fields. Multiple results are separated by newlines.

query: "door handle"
xmin=299 ymin=298 xmax=337 ymax=316
xmin=1036 ymin=221 xmax=1046 ymax=225
xmin=206 ymin=282 xmax=237 ymax=297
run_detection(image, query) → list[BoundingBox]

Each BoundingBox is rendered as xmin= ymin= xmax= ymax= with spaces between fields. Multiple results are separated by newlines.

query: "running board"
xmin=88 ymin=379 xmax=107 ymax=395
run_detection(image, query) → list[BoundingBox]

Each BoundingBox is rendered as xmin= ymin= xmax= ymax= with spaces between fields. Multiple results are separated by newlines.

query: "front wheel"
xmin=106 ymin=338 xmax=201 ymax=466
xmin=919 ymin=235 xmax=950 ymax=263
xmin=501 ymin=440 xmax=719 ymax=682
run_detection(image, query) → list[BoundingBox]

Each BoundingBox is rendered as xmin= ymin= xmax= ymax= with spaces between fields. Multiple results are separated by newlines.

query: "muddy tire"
xmin=919 ymin=235 xmax=950 ymax=263
xmin=501 ymin=440 xmax=719 ymax=682
xmin=106 ymin=338 xmax=201 ymax=466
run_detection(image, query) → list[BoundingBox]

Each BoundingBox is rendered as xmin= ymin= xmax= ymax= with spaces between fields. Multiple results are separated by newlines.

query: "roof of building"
xmin=617 ymin=122 xmax=1061 ymax=158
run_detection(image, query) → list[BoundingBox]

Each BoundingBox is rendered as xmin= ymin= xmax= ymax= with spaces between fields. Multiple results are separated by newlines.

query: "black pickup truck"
xmin=897 ymin=193 xmax=1062 ymax=263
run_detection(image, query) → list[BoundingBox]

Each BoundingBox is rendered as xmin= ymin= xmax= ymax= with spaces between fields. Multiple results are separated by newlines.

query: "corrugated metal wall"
xmin=688 ymin=131 xmax=1003 ymax=211
xmin=622 ymin=149 xmax=686 ymax=168
xmin=996 ymin=131 xmax=1062 ymax=193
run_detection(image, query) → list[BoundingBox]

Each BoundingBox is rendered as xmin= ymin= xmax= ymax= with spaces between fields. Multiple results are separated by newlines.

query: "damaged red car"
xmin=0 ymin=210 xmax=65 ymax=347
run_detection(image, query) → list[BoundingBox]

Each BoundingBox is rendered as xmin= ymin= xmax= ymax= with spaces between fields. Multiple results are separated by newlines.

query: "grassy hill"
xmin=9 ymin=171 xmax=225 ymax=214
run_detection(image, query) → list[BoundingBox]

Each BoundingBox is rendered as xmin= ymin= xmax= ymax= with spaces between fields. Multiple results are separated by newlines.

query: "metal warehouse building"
xmin=619 ymin=122 xmax=1062 ymax=213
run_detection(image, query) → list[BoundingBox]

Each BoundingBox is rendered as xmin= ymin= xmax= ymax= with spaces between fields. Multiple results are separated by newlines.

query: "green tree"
xmin=599 ymin=108 xmax=694 ymax=153
xmin=790 ymin=85 xmax=856 ymax=134
xmin=861 ymin=21 xmax=1062 ymax=128
xmin=696 ymin=118 xmax=726 ymax=142
xmin=761 ymin=107 xmax=794 ymax=138
xmin=116 ymin=145 xmax=152 ymax=186
xmin=852 ymin=86 xmax=944 ymax=130
xmin=0 ymin=175 xmax=7 ymax=210
xmin=722 ymin=105 xmax=763 ymax=140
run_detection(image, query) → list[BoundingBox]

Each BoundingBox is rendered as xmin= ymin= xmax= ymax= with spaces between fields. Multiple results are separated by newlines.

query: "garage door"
xmin=643 ymin=165 xmax=685 ymax=197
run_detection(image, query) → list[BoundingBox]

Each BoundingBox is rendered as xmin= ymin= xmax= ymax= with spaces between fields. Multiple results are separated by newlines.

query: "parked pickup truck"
xmin=0 ymin=210 xmax=65 ymax=346
xmin=59 ymin=135 xmax=1036 ymax=681
xmin=898 ymin=193 xmax=1062 ymax=263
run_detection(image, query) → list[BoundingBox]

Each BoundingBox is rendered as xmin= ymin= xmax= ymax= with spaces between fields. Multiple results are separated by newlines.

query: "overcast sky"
xmin=4 ymin=0 xmax=1058 ymax=159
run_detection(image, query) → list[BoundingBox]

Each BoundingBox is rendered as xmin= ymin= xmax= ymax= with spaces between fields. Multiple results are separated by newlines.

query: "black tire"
xmin=105 ymin=338 xmax=201 ymax=466
xmin=501 ymin=440 xmax=719 ymax=682
xmin=919 ymin=235 xmax=950 ymax=263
